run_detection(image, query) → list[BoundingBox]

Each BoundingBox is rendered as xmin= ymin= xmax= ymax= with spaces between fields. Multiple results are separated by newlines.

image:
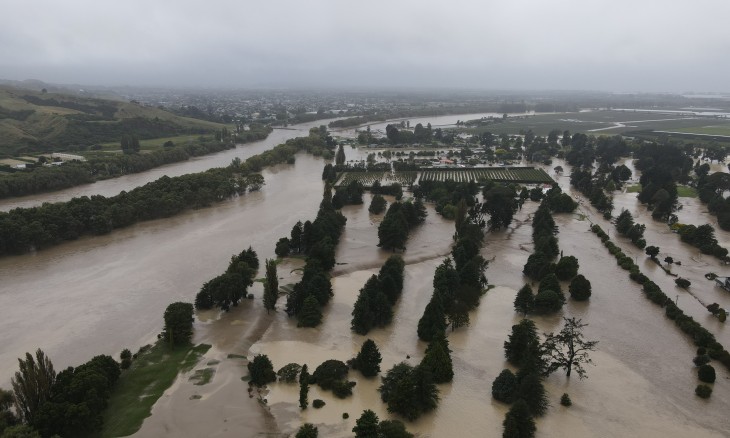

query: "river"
xmin=1 ymin=114 xmax=728 ymax=437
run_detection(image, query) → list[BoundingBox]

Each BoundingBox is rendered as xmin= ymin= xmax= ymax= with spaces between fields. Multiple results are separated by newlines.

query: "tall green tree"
xmin=248 ymin=354 xmax=276 ymax=386
xmin=504 ymin=320 xmax=541 ymax=367
xmin=298 ymin=295 xmax=323 ymax=327
xmin=163 ymin=302 xmax=194 ymax=346
xmin=336 ymin=144 xmax=346 ymax=166
xmin=299 ymin=364 xmax=309 ymax=409
xmin=502 ymin=399 xmax=536 ymax=438
xmin=417 ymin=293 xmax=446 ymax=342
xmin=353 ymin=410 xmax=380 ymax=438
xmin=352 ymin=339 xmax=382 ymax=377
xmin=420 ymin=334 xmax=454 ymax=383
xmin=11 ymin=349 xmax=55 ymax=425
xmin=514 ymin=284 xmax=534 ymax=316
xmin=264 ymin=258 xmax=279 ymax=313
xmin=296 ymin=423 xmax=318 ymax=438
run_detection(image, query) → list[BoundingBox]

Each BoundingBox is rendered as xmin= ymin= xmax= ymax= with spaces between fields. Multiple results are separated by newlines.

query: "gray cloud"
xmin=1 ymin=0 xmax=729 ymax=91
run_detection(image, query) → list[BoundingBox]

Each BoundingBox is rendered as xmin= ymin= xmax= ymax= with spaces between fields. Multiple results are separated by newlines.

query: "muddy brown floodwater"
xmin=1 ymin=121 xmax=728 ymax=437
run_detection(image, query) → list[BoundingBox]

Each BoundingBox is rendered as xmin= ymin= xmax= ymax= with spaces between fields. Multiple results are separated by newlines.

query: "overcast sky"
xmin=1 ymin=0 xmax=729 ymax=92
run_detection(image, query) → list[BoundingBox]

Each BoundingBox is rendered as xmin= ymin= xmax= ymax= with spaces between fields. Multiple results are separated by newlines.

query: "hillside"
xmin=0 ymin=86 xmax=225 ymax=157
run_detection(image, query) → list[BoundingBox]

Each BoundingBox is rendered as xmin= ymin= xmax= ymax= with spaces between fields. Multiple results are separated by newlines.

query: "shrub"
xmin=569 ymin=275 xmax=592 ymax=301
xmin=675 ymin=278 xmax=691 ymax=289
xmin=555 ymin=256 xmax=579 ymax=281
xmin=560 ymin=393 xmax=572 ymax=407
xmin=693 ymin=355 xmax=710 ymax=367
xmin=296 ymin=423 xmax=318 ymax=438
xmin=277 ymin=363 xmax=302 ymax=383
xmin=491 ymin=369 xmax=517 ymax=403
xmin=312 ymin=359 xmax=349 ymax=389
xmin=695 ymin=384 xmax=712 ymax=399
xmin=698 ymin=364 xmax=716 ymax=383
xmin=533 ymin=289 xmax=564 ymax=314
xmin=332 ymin=380 xmax=356 ymax=398
xmin=312 ymin=399 xmax=326 ymax=409
xmin=248 ymin=354 xmax=277 ymax=386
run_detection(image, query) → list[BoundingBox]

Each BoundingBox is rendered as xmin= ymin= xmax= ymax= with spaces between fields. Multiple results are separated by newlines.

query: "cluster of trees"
xmin=332 ymin=180 xmax=364 ymax=208
xmin=0 ymin=128 xmax=342 ymax=257
xmin=418 ymin=210 xmax=489 ymax=338
xmin=352 ymin=409 xmax=413 ymax=438
xmin=695 ymin=167 xmax=730 ymax=230
xmin=634 ymin=142 xmax=692 ymax=221
xmin=495 ymin=318 xmax=597 ymax=437
xmin=570 ymin=168 xmax=614 ymax=217
xmin=351 ymin=256 xmax=405 ymax=334
xmin=482 ymin=184 xmax=518 ymax=230
xmin=0 ymin=169 xmax=260 ymax=256
xmin=377 ymin=200 xmax=427 ymax=250
xmin=379 ymin=362 xmax=439 ymax=421
xmin=591 ymin=224 xmax=730 ymax=373
xmin=310 ymin=360 xmax=355 ymax=399
xmin=677 ymin=224 xmax=728 ymax=260
xmin=541 ymin=185 xmax=578 ymax=214
xmin=413 ymin=180 xmax=478 ymax=219
xmin=0 ymin=133 xmax=274 ymax=200
xmin=194 ymin=247 xmax=259 ymax=311
xmin=615 ymin=209 xmax=647 ymax=249
xmin=371 ymin=180 xmax=404 ymax=198
xmin=2 ymin=349 xmax=121 ymax=437
xmin=523 ymin=201 xmax=560 ymax=280
xmin=283 ymin=188 xmax=347 ymax=327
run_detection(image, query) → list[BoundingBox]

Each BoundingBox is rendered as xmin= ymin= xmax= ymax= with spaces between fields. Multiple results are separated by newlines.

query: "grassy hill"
xmin=0 ymin=86 xmax=225 ymax=157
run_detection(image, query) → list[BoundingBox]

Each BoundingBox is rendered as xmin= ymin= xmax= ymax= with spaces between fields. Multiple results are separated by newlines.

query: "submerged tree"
xmin=353 ymin=409 xmax=380 ymax=438
xmin=352 ymin=339 xmax=382 ymax=378
xmin=514 ymin=284 xmax=534 ymax=316
xmin=502 ymin=399 xmax=536 ymax=438
xmin=264 ymin=258 xmax=279 ymax=313
xmin=542 ymin=317 xmax=598 ymax=379
xmin=299 ymin=364 xmax=309 ymax=409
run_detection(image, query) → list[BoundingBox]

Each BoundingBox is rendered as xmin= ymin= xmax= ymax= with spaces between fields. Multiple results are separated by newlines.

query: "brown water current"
xmin=1 ymin=121 xmax=729 ymax=436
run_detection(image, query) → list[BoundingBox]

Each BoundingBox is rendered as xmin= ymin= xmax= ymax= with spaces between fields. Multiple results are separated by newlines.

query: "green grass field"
xmin=626 ymin=184 xmax=697 ymax=198
xmin=460 ymin=110 xmax=730 ymax=138
xmin=98 ymin=342 xmax=211 ymax=438
xmin=98 ymin=134 xmax=211 ymax=152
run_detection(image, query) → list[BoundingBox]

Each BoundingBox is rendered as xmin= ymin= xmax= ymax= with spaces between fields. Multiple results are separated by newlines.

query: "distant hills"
xmin=0 ymin=85 xmax=224 ymax=157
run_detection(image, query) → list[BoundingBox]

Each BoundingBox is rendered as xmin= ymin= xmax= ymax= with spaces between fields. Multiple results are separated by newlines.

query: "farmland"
xmin=459 ymin=110 xmax=730 ymax=140
xmin=335 ymin=166 xmax=553 ymax=187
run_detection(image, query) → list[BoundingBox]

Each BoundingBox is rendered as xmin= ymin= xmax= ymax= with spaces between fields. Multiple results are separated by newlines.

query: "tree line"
xmin=590 ymin=224 xmax=730 ymax=390
xmin=351 ymin=256 xmax=405 ymax=335
xmin=279 ymin=187 xmax=347 ymax=327
xmin=377 ymin=200 xmax=427 ymax=251
xmin=0 ymin=128 xmax=336 ymax=258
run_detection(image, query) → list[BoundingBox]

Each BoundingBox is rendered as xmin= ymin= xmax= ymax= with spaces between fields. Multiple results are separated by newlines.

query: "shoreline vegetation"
xmin=0 ymin=124 xmax=272 ymax=200
xmin=0 ymin=127 xmax=334 ymax=258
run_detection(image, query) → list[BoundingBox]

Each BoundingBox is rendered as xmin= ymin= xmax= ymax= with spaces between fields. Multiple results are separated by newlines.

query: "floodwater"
xmin=1 ymin=116 xmax=728 ymax=437
xmin=0 ymin=123 xmax=324 ymax=212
